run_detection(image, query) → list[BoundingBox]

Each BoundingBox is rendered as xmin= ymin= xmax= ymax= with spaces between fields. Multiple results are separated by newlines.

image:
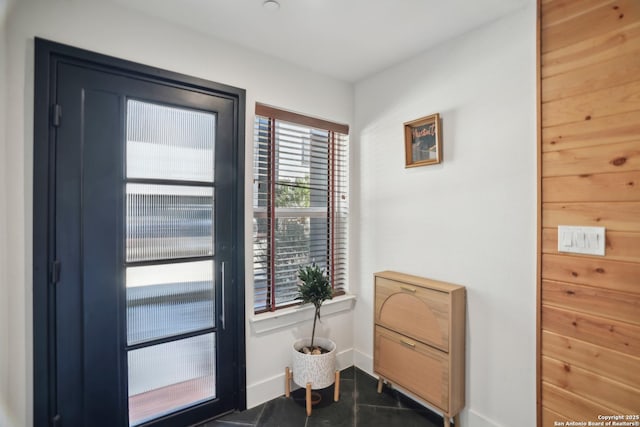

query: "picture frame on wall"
xmin=404 ymin=113 xmax=441 ymax=167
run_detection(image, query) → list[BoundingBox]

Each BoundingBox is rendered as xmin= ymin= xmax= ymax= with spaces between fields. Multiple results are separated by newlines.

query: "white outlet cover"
xmin=557 ymin=225 xmax=605 ymax=256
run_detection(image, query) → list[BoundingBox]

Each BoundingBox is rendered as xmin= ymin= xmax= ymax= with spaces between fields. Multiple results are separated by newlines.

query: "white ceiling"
xmin=110 ymin=0 xmax=529 ymax=82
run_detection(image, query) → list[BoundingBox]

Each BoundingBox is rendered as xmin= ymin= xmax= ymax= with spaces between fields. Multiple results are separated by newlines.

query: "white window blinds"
xmin=253 ymin=104 xmax=348 ymax=313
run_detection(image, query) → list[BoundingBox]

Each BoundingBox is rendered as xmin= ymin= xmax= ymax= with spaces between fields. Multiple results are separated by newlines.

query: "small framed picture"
xmin=404 ymin=113 xmax=441 ymax=168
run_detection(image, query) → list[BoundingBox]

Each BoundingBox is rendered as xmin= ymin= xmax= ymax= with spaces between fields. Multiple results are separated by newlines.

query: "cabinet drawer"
xmin=375 ymin=277 xmax=450 ymax=351
xmin=374 ymin=326 xmax=449 ymax=410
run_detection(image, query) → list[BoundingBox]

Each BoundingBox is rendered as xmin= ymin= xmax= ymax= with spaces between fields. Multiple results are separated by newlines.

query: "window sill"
xmin=249 ymin=294 xmax=356 ymax=335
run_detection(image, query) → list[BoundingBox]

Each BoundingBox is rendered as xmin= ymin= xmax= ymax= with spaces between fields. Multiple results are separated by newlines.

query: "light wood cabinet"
xmin=374 ymin=271 xmax=466 ymax=427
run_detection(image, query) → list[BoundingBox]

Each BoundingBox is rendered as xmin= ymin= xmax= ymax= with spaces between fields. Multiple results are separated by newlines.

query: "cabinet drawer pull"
xmin=400 ymin=339 xmax=416 ymax=348
xmin=400 ymin=286 xmax=417 ymax=293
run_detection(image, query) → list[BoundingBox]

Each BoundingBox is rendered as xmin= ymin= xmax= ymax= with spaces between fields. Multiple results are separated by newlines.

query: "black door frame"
xmin=33 ymin=38 xmax=246 ymax=427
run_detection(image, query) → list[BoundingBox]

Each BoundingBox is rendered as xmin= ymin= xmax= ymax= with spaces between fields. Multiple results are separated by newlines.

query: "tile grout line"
xmin=357 ymin=403 xmax=428 ymax=411
xmin=353 ymin=370 xmax=358 ymax=427
xmin=253 ymin=401 xmax=267 ymax=427
xmin=217 ymin=422 xmax=255 ymax=426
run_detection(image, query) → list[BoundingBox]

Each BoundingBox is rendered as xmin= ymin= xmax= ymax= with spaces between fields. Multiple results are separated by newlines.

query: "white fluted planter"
xmin=291 ymin=337 xmax=336 ymax=389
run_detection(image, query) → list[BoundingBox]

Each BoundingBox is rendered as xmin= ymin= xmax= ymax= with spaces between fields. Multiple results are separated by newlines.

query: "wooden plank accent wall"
xmin=538 ymin=1 xmax=640 ymax=426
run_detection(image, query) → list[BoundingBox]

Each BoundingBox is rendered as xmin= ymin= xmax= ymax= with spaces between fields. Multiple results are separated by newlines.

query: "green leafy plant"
xmin=297 ymin=263 xmax=333 ymax=350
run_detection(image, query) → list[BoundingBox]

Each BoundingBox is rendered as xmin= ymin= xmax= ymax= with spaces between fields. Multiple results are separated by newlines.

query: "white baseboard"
xmin=465 ymin=409 xmax=502 ymax=427
xmin=335 ymin=347 xmax=355 ymax=371
xmin=353 ymin=348 xmax=373 ymax=374
xmin=246 ymin=347 xmax=354 ymax=409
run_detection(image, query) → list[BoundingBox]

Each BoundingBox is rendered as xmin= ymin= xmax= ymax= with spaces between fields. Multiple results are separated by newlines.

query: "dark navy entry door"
xmin=34 ymin=39 xmax=245 ymax=427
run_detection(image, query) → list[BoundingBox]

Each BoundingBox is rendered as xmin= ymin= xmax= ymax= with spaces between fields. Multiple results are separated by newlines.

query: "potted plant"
xmin=296 ymin=263 xmax=333 ymax=353
xmin=286 ymin=263 xmax=339 ymax=415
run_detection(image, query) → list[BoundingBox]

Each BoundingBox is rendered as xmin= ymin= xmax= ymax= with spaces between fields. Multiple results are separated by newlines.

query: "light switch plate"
xmin=557 ymin=225 xmax=605 ymax=256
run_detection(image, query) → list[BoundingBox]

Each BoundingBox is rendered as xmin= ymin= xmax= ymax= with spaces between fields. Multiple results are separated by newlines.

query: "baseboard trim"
xmin=246 ymin=347 xmax=354 ymax=409
xmin=353 ymin=348 xmax=372 ymax=374
xmin=466 ymin=409 xmax=502 ymax=427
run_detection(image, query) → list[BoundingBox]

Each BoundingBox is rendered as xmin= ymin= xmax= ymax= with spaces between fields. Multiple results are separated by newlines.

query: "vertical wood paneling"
xmin=542 ymin=49 xmax=640 ymax=102
xmin=541 ymin=0 xmax=616 ymax=29
xmin=542 ymin=382 xmax=617 ymax=423
xmin=542 ymin=330 xmax=640 ymax=389
xmin=542 ymin=171 xmax=640 ymax=202
xmin=542 ymin=280 xmax=640 ymax=326
xmin=542 ymin=355 xmax=640 ymax=414
xmin=541 ymin=20 xmax=640 ymax=79
xmin=542 ymin=305 xmax=640 ymax=357
xmin=542 ymin=140 xmax=640 ymax=176
xmin=542 ymin=110 xmax=640 ymax=152
xmin=541 ymin=0 xmax=640 ymax=53
xmin=542 ymin=79 xmax=640 ymax=127
xmin=539 ymin=0 xmax=640 ymax=424
xmin=541 ymin=253 xmax=640 ymax=294
xmin=543 ymin=201 xmax=640 ymax=231
xmin=542 ymin=50 xmax=640 ymax=102
xmin=542 ymin=407 xmax=566 ymax=427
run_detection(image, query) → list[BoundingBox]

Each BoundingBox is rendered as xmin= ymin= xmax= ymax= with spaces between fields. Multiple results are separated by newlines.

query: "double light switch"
xmin=557 ymin=225 xmax=605 ymax=256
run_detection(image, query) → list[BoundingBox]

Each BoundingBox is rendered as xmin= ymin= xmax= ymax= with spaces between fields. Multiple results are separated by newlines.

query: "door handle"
xmin=220 ymin=261 xmax=226 ymax=331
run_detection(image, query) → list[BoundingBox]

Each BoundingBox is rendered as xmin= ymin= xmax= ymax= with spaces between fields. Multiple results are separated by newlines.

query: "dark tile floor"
xmin=196 ymin=367 xmax=445 ymax=427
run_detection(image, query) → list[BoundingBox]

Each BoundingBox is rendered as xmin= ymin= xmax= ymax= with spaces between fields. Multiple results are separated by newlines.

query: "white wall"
xmin=3 ymin=0 xmax=353 ymax=425
xmin=0 ymin=2 xmax=11 ymax=426
xmin=351 ymin=6 xmax=536 ymax=427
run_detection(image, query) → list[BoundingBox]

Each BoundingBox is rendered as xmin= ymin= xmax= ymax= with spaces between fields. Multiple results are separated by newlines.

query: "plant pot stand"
xmin=288 ymin=337 xmax=338 ymax=416
xmin=285 ymin=367 xmax=340 ymax=416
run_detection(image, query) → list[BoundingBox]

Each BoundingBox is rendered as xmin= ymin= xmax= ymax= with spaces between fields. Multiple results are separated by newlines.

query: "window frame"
xmin=253 ymin=104 xmax=348 ymax=313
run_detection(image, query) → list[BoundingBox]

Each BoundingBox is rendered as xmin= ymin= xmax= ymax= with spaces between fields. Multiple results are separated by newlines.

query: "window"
xmin=253 ymin=104 xmax=348 ymax=313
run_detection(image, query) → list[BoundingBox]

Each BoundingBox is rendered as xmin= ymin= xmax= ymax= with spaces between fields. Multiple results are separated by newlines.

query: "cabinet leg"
xmin=453 ymin=414 xmax=460 ymax=426
xmin=305 ymin=383 xmax=312 ymax=416
xmin=377 ymin=377 xmax=383 ymax=393
xmin=444 ymin=415 xmax=450 ymax=427
xmin=334 ymin=370 xmax=340 ymax=402
xmin=285 ymin=367 xmax=291 ymax=398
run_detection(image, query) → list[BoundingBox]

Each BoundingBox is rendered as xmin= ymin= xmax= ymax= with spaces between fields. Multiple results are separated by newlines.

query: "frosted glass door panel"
xmin=126 ymin=261 xmax=214 ymax=345
xmin=128 ymin=334 xmax=216 ymax=426
xmin=126 ymin=184 xmax=213 ymax=262
xmin=127 ymin=100 xmax=215 ymax=182
xmin=125 ymin=96 xmax=219 ymax=426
